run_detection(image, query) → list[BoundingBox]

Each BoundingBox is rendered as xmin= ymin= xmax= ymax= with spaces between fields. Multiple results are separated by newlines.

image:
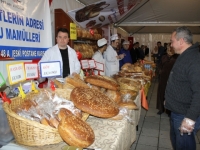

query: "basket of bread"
xmin=3 ymin=87 xmax=95 ymax=147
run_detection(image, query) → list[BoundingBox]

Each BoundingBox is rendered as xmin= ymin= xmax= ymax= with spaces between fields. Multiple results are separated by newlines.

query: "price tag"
xmin=80 ymin=60 xmax=90 ymax=69
xmin=6 ymin=62 xmax=26 ymax=85
xmin=88 ymin=59 xmax=96 ymax=69
xmin=95 ymin=61 xmax=104 ymax=71
xmin=40 ymin=61 xmax=61 ymax=78
xmin=24 ymin=63 xmax=39 ymax=79
xmin=0 ymin=72 xmax=6 ymax=87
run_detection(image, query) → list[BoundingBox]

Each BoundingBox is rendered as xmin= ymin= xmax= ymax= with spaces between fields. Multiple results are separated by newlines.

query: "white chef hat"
xmin=97 ymin=38 xmax=107 ymax=47
xmin=110 ymin=34 xmax=119 ymax=41
xmin=123 ymin=40 xmax=130 ymax=45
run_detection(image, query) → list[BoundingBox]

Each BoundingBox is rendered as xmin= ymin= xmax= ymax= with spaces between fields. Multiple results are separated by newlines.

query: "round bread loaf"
xmin=71 ymin=87 xmax=119 ymax=118
xmin=58 ymin=113 xmax=95 ymax=147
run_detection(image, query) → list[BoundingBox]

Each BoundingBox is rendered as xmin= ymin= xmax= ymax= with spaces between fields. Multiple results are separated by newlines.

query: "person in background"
xmin=135 ymin=42 xmax=141 ymax=60
xmin=119 ymin=40 xmax=132 ymax=69
xmin=92 ymin=38 xmax=107 ymax=75
xmin=164 ymin=42 xmax=168 ymax=53
xmin=38 ymin=28 xmax=80 ymax=82
xmin=130 ymin=43 xmax=138 ymax=64
xmin=144 ymin=45 xmax=149 ymax=56
xmin=104 ymin=34 xmax=125 ymax=77
xmin=165 ymin=26 xmax=200 ymax=150
xmin=139 ymin=45 xmax=145 ymax=60
xmin=157 ymin=41 xmax=165 ymax=64
xmin=152 ymin=45 xmax=158 ymax=63
xmin=156 ymin=45 xmax=178 ymax=115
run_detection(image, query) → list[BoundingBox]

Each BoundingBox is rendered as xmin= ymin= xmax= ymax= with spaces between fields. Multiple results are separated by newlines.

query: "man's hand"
xmin=179 ymin=118 xmax=195 ymax=135
xmin=117 ymin=54 xmax=125 ymax=59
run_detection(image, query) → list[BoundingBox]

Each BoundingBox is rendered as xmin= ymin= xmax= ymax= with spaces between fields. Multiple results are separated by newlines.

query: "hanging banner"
xmin=0 ymin=0 xmax=52 ymax=60
xmin=67 ymin=0 xmax=142 ymax=29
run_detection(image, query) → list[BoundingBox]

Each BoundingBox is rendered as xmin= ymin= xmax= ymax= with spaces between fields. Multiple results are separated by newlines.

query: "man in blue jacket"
xmin=119 ymin=40 xmax=132 ymax=69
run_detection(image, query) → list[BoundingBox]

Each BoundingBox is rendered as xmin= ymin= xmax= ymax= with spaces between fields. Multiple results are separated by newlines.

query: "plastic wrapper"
xmin=110 ymin=108 xmax=134 ymax=125
xmin=14 ymin=89 xmax=83 ymax=128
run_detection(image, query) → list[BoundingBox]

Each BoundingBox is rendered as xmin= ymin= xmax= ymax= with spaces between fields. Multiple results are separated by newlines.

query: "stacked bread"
xmin=84 ymin=75 xmax=138 ymax=111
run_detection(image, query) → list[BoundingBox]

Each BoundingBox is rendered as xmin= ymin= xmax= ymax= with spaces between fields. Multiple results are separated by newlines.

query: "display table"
xmin=2 ymin=92 xmax=142 ymax=150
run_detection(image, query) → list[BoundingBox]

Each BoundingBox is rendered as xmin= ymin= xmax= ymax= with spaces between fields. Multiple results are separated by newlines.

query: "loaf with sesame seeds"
xmin=58 ymin=112 xmax=95 ymax=147
xmin=70 ymin=87 xmax=119 ymax=118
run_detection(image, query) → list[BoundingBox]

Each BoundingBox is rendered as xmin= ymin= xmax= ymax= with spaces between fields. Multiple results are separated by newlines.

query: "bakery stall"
xmin=1 ymin=59 xmax=155 ymax=150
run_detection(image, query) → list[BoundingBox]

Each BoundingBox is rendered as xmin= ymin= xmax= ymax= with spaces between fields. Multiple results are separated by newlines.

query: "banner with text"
xmin=0 ymin=0 xmax=52 ymax=60
xmin=67 ymin=0 xmax=142 ymax=29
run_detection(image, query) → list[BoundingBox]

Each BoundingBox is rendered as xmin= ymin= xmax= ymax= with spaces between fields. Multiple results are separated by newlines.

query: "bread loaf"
xmin=70 ymin=87 xmax=119 ymax=118
xmin=58 ymin=113 xmax=95 ymax=147
xmin=120 ymin=90 xmax=137 ymax=100
xmin=85 ymin=75 xmax=119 ymax=91
xmin=105 ymin=90 xmax=121 ymax=103
xmin=119 ymin=101 xmax=138 ymax=110
xmin=66 ymin=77 xmax=89 ymax=88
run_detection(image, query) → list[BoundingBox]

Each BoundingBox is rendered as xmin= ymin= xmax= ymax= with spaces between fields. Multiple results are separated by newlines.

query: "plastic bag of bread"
xmin=120 ymin=89 xmax=137 ymax=101
xmin=105 ymin=89 xmax=121 ymax=104
xmin=110 ymin=108 xmax=134 ymax=124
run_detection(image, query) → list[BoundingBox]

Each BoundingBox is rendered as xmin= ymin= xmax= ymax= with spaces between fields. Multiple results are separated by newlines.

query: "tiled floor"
xmin=130 ymin=78 xmax=200 ymax=150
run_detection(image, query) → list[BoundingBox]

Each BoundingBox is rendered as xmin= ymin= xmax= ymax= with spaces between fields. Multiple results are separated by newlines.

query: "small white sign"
xmin=25 ymin=63 xmax=39 ymax=79
xmin=7 ymin=62 xmax=26 ymax=85
xmin=88 ymin=59 xmax=96 ymax=69
xmin=80 ymin=60 xmax=90 ymax=69
xmin=40 ymin=61 xmax=61 ymax=78
xmin=95 ymin=61 xmax=104 ymax=71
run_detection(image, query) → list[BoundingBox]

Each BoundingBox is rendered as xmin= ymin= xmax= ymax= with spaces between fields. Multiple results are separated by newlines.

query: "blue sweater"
xmin=119 ymin=48 xmax=133 ymax=69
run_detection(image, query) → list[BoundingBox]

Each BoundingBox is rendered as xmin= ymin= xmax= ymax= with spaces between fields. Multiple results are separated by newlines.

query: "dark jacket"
xmin=130 ymin=48 xmax=138 ymax=64
xmin=156 ymin=53 xmax=178 ymax=112
xmin=165 ymin=43 xmax=200 ymax=121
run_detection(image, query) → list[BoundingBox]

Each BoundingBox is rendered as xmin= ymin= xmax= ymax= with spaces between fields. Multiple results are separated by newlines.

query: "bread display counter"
xmin=2 ymin=72 xmax=151 ymax=150
xmin=3 ymin=90 xmax=141 ymax=150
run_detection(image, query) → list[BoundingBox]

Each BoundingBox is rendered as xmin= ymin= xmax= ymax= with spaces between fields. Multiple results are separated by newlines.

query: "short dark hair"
xmin=157 ymin=41 xmax=161 ymax=45
xmin=57 ymin=28 xmax=70 ymax=38
xmin=174 ymin=26 xmax=193 ymax=44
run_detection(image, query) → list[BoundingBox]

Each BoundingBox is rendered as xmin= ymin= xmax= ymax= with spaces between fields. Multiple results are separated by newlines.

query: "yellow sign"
xmin=70 ymin=23 xmax=77 ymax=40
xmin=6 ymin=62 xmax=26 ymax=85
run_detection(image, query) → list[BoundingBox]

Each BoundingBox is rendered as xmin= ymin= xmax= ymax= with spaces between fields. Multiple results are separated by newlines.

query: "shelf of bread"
xmin=74 ymin=27 xmax=102 ymax=59
xmin=76 ymin=27 xmax=102 ymax=40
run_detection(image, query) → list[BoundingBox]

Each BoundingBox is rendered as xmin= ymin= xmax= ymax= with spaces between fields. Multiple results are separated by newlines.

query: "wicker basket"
xmin=3 ymin=92 xmax=63 ymax=146
xmin=3 ymin=89 xmax=89 ymax=146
